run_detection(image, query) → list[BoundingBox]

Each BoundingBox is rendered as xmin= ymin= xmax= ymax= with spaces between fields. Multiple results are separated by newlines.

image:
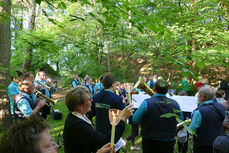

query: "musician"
xmin=7 ymin=70 xmax=23 ymax=116
xmin=14 ymin=81 xmax=46 ymax=120
xmin=132 ymin=80 xmax=183 ymax=153
xmin=219 ymin=75 xmax=229 ymax=101
xmin=196 ymin=76 xmax=203 ymax=90
xmin=118 ymin=82 xmax=128 ymax=105
xmin=63 ymin=86 xmax=133 ymax=153
xmin=189 ymin=85 xmax=225 ymax=153
xmin=94 ymin=76 xmax=104 ymax=94
xmin=24 ymin=72 xmax=34 ymax=82
xmin=92 ymin=74 xmax=125 ymax=135
xmin=181 ymin=77 xmax=191 ymax=95
xmin=147 ymin=74 xmax=157 ymax=90
xmin=34 ymin=71 xmax=52 ymax=119
xmin=84 ymin=76 xmax=94 ymax=98
xmin=72 ymin=73 xmax=81 ymax=87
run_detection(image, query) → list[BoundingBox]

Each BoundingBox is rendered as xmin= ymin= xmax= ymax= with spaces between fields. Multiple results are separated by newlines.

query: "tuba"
xmin=133 ymin=77 xmax=154 ymax=96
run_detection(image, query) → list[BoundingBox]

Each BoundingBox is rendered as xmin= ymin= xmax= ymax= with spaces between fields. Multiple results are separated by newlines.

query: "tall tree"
xmin=0 ymin=0 xmax=12 ymax=128
xmin=22 ymin=0 xmax=37 ymax=72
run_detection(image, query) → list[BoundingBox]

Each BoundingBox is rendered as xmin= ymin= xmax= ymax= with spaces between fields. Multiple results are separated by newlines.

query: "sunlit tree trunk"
xmin=22 ymin=0 xmax=37 ymax=72
xmin=107 ymin=36 xmax=111 ymax=73
xmin=0 ymin=0 xmax=12 ymax=128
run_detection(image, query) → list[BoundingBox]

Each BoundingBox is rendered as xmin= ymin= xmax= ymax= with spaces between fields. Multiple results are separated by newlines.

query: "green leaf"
xmin=161 ymin=113 xmax=175 ymax=118
xmin=97 ymin=19 xmax=105 ymax=26
xmin=182 ymin=72 xmax=189 ymax=77
xmin=10 ymin=70 xmax=18 ymax=78
xmin=58 ymin=2 xmax=62 ymax=8
xmin=196 ymin=62 xmax=204 ymax=69
xmin=61 ymin=2 xmax=66 ymax=9
xmin=89 ymin=12 xmax=96 ymax=18
xmin=35 ymin=0 xmax=41 ymax=5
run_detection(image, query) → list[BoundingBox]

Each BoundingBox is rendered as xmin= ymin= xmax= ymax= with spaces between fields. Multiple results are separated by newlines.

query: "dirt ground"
xmin=52 ymin=87 xmax=68 ymax=100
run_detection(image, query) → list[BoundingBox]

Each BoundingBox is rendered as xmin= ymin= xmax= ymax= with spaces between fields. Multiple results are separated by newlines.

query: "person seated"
xmin=63 ymin=85 xmax=134 ymax=153
xmin=14 ymin=81 xmax=46 ymax=120
xmin=0 ymin=116 xmax=116 ymax=153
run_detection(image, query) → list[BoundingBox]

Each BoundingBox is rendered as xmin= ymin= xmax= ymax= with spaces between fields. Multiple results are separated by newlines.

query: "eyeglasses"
xmin=41 ymin=141 xmax=59 ymax=153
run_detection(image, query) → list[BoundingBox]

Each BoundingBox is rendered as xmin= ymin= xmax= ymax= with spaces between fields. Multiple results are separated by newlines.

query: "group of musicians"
xmin=7 ymin=70 xmax=56 ymax=120
xmin=71 ymin=73 xmax=228 ymax=153
xmin=4 ymin=71 xmax=229 ymax=153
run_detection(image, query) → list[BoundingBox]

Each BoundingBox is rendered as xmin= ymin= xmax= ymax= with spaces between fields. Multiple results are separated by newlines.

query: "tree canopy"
xmin=7 ymin=0 xmax=229 ymax=82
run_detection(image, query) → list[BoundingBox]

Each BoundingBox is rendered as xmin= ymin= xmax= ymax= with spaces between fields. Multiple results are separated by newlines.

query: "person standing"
xmin=189 ymin=85 xmax=225 ymax=153
xmin=147 ymin=74 xmax=157 ymax=90
xmin=196 ymin=76 xmax=203 ymax=90
xmin=24 ymin=72 xmax=34 ymax=82
xmin=92 ymin=74 xmax=125 ymax=135
xmin=14 ymin=81 xmax=46 ymax=120
xmin=72 ymin=73 xmax=81 ymax=87
xmin=63 ymin=86 xmax=133 ymax=153
xmin=182 ymin=77 xmax=191 ymax=95
xmin=118 ymin=82 xmax=128 ymax=105
xmin=219 ymin=75 xmax=229 ymax=101
xmin=34 ymin=71 xmax=52 ymax=119
xmin=94 ymin=76 xmax=104 ymax=94
xmin=7 ymin=71 xmax=23 ymax=117
xmin=132 ymin=80 xmax=183 ymax=153
xmin=84 ymin=76 xmax=94 ymax=98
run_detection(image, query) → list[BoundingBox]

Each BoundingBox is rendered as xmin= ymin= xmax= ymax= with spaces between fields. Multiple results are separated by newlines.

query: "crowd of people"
xmin=1 ymin=71 xmax=229 ymax=153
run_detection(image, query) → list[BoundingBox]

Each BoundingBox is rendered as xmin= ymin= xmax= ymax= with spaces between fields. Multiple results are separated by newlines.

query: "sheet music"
xmin=131 ymin=94 xmax=197 ymax=112
xmin=115 ymin=138 xmax=125 ymax=151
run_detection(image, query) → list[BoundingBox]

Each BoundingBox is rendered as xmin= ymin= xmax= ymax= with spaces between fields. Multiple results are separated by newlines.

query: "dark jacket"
xmin=92 ymin=90 xmax=125 ymax=134
xmin=63 ymin=113 xmax=125 ymax=153
xmin=220 ymin=79 xmax=229 ymax=100
xmin=193 ymin=102 xmax=225 ymax=147
xmin=141 ymin=95 xmax=181 ymax=141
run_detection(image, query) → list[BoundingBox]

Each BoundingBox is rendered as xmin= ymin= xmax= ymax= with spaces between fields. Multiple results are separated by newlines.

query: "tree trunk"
xmin=107 ymin=36 xmax=111 ymax=73
xmin=0 ymin=0 xmax=12 ymax=128
xmin=22 ymin=0 xmax=37 ymax=72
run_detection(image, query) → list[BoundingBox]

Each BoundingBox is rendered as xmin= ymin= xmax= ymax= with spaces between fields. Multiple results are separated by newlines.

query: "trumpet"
xmin=34 ymin=80 xmax=51 ymax=90
xmin=34 ymin=88 xmax=57 ymax=105
xmin=133 ymin=77 xmax=154 ymax=96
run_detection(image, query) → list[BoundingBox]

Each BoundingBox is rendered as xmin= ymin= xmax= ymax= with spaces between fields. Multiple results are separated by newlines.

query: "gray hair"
xmin=198 ymin=85 xmax=215 ymax=101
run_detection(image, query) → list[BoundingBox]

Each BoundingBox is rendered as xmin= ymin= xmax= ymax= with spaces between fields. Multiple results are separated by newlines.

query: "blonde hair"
xmin=18 ymin=81 xmax=31 ymax=91
xmin=65 ymin=86 xmax=90 ymax=112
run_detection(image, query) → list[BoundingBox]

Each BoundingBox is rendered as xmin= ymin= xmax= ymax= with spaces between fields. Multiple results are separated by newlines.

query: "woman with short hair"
xmin=63 ymin=85 xmax=133 ymax=153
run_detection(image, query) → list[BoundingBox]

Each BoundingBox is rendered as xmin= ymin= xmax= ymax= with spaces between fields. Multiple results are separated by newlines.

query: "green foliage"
xmin=10 ymin=0 xmax=229 ymax=83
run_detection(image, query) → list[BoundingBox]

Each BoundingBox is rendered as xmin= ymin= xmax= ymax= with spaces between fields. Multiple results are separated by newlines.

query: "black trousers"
xmin=41 ymin=104 xmax=51 ymax=119
xmin=193 ymin=145 xmax=213 ymax=153
xmin=178 ymin=140 xmax=189 ymax=153
xmin=126 ymin=118 xmax=139 ymax=146
xmin=142 ymin=138 xmax=175 ymax=153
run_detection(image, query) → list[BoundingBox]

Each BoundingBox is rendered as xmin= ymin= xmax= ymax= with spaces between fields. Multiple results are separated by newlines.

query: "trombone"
xmin=34 ymin=88 xmax=57 ymax=105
